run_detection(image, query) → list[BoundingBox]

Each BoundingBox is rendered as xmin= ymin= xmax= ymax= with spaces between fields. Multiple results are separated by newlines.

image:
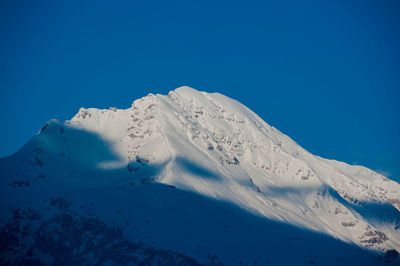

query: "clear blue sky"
xmin=1 ymin=1 xmax=399 ymax=180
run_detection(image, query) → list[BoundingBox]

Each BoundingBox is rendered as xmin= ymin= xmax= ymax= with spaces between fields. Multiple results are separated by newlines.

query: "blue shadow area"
xmin=175 ymin=156 xmax=219 ymax=180
xmin=67 ymin=183 xmax=390 ymax=265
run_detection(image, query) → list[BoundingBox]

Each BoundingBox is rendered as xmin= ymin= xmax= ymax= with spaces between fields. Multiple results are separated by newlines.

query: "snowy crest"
xmin=1 ymin=86 xmax=399 ymax=264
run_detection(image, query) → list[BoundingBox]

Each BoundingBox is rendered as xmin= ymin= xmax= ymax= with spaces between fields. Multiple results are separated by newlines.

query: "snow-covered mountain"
xmin=1 ymin=86 xmax=399 ymax=265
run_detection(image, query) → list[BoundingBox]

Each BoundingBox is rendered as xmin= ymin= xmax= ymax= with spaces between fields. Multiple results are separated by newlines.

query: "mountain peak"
xmin=1 ymin=87 xmax=399 ymax=265
xmin=173 ymin=85 xmax=201 ymax=94
xmin=169 ymin=85 xmax=209 ymax=103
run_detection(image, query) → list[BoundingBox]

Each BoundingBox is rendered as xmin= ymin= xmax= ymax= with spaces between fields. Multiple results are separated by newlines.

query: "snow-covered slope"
xmin=1 ymin=86 xmax=399 ymax=265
